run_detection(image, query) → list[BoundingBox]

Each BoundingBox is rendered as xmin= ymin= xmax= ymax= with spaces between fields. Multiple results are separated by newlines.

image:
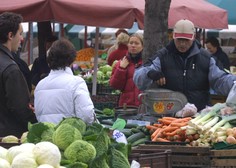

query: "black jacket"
xmin=0 ymin=44 xmax=37 ymax=137
xmin=12 ymin=52 xmax=32 ymax=92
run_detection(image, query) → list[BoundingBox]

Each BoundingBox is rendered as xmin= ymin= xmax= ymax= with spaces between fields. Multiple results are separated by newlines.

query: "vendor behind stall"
xmin=133 ymin=19 xmax=236 ymax=111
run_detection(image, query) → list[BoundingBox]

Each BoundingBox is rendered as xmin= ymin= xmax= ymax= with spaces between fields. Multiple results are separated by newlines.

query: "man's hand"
xmin=147 ymin=70 xmax=166 ymax=86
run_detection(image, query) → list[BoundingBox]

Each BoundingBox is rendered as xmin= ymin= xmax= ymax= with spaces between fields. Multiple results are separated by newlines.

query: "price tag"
xmin=112 ymin=129 xmax=127 ymax=144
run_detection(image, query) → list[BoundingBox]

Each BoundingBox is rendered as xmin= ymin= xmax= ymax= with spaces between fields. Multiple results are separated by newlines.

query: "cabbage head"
xmin=1 ymin=135 xmax=18 ymax=143
xmin=37 ymin=164 xmax=54 ymax=168
xmin=64 ymin=140 xmax=96 ymax=164
xmin=57 ymin=117 xmax=86 ymax=134
xmin=0 ymin=146 xmax=8 ymax=160
xmin=0 ymin=158 xmax=10 ymax=168
xmin=11 ymin=153 xmax=38 ymax=168
xmin=33 ymin=141 xmax=61 ymax=167
xmin=53 ymin=123 xmax=82 ymax=150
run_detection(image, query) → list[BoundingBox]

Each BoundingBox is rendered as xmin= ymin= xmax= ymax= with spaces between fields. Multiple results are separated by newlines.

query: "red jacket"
xmin=109 ymin=54 xmax=142 ymax=107
xmin=107 ymin=44 xmax=128 ymax=66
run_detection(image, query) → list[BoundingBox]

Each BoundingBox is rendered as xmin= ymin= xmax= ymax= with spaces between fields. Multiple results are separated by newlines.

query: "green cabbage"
xmin=27 ymin=122 xmax=56 ymax=143
xmin=57 ymin=117 xmax=86 ymax=135
xmin=64 ymin=140 xmax=96 ymax=164
xmin=52 ymin=123 xmax=82 ymax=151
xmin=108 ymin=147 xmax=130 ymax=168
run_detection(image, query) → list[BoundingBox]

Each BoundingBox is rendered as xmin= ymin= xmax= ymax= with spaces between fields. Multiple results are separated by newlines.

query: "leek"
xmin=189 ymin=103 xmax=226 ymax=126
xmin=201 ymin=116 xmax=219 ymax=131
xmin=209 ymin=114 xmax=236 ymax=134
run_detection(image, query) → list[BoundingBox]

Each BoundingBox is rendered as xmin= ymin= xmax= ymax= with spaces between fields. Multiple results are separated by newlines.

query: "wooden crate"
xmin=129 ymin=148 xmax=172 ymax=168
xmin=211 ymin=150 xmax=236 ymax=168
xmin=137 ymin=144 xmax=211 ymax=168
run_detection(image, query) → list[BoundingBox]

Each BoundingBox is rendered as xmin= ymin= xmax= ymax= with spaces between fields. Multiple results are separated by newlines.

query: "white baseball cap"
xmin=173 ymin=19 xmax=195 ymax=40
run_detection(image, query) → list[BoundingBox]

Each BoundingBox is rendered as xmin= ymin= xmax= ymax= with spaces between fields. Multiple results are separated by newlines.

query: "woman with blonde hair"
xmin=109 ymin=33 xmax=143 ymax=107
xmin=107 ymin=32 xmax=130 ymax=66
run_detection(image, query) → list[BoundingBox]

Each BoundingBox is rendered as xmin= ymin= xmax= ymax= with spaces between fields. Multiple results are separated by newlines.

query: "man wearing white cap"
xmin=133 ymin=19 xmax=236 ymax=111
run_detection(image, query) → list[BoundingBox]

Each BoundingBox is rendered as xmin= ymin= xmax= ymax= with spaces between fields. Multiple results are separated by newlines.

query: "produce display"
xmin=145 ymin=102 xmax=236 ymax=148
xmin=0 ymin=117 xmax=131 ymax=168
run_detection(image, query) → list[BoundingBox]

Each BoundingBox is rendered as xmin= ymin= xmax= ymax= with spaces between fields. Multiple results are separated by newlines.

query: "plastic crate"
xmin=97 ymin=84 xmax=115 ymax=95
xmin=129 ymin=148 xmax=172 ymax=168
xmin=211 ymin=149 xmax=236 ymax=168
xmin=137 ymin=144 xmax=211 ymax=168
xmin=91 ymin=94 xmax=119 ymax=110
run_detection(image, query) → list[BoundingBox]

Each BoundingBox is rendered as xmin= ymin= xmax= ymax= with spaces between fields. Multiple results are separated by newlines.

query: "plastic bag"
xmin=226 ymin=81 xmax=236 ymax=106
xmin=175 ymin=103 xmax=197 ymax=117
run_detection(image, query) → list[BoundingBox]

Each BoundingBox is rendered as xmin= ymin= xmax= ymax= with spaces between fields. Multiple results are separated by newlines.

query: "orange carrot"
xmin=158 ymin=119 xmax=172 ymax=125
xmin=162 ymin=126 xmax=179 ymax=133
xmin=146 ymin=125 xmax=159 ymax=130
xmin=162 ymin=117 xmax=177 ymax=121
xmin=151 ymin=128 xmax=161 ymax=139
xmin=165 ymin=128 xmax=181 ymax=136
xmin=170 ymin=122 xmax=188 ymax=127
xmin=156 ymin=137 xmax=170 ymax=142
xmin=153 ymin=123 xmax=163 ymax=128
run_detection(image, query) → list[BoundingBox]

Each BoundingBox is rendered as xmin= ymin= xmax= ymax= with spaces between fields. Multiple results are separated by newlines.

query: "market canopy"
xmin=206 ymin=0 xmax=236 ymax=25
xmin=1 ymin=0 xmax=228 ymax=29
xmin=169 ymin=0 xmax=228 ymax=29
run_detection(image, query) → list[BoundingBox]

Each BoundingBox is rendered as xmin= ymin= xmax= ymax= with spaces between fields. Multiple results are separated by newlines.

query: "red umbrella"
xmin=1 ymin=0 xmax=228 ymax=29
xmin=1 ymin=0 xmax=52 ymax=22
xmin=169 ymin=0 xmax=228 ymax=29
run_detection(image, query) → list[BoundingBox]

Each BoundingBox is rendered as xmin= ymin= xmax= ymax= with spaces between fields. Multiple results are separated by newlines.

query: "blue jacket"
xmin=134 ymin=40 xmax=236 ymax=111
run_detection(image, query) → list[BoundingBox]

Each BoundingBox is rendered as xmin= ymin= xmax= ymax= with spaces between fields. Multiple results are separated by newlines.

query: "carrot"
xmin=165 ymin=128 xmax=181 ymax=136
xmin=146 ymin=125 xmax=159 ymax=130
xmin=162 ymin=126 xmax=179 ymax=133
xmin=171 ymin=117 xmax=192 ymax=123
xmin=162 ymin=117 xmax=177 ymax=121
xmin=151 ymin=128 xmax=164 ymax=142
xmin=151 ymin=128 xmax=161 ymax=139
xmin=156 ymin=137 xmax=170 ymax=142
xmin=153 ymin=123 xmax=163 ymax=128
xmin=170 ymin=122 xmax=188 ymax=127
xmin=158 ymin=118 xmax=172 ymax=125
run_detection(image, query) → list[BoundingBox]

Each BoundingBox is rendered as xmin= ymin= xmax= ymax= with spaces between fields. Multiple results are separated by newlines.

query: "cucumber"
xmin=125 ymin=123 xmax=138 ymax=129
xmin=99 ymin=119 xmax=114 ymax=125
xmin=131 ymin=128 xmax=141 ymax=133
xmin=119 ymin=129 xmax=133 ymax=137
xmin=131 ymin=136 xmax=150 ymax=147
xmin=127 ymin=132 xmax=146 ymax=144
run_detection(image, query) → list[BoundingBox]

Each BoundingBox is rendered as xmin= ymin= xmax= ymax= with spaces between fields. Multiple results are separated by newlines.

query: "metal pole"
xmin=92 ymin=27 xmax=100 ymax=95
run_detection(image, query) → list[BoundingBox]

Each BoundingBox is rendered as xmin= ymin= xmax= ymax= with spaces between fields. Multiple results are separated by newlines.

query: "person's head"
xmin=116 ymin=32 xmax=130 ymax=45
xmin=47 ymin=38 xmax=77 ymax=70
xmin=205 ymin=36 xmax=220 ymax=54
xmin=45 ymin=35 xmax=58 ymax=51
xmin=0 ymin=12 xmax=23 ymax=52
xmin=115 ymin=29 xmax=129 ymax=37
xmin=173 ymin=19 xmax=195 ymax=53
xmin=128 ymin=33 xmax=143 ymax=55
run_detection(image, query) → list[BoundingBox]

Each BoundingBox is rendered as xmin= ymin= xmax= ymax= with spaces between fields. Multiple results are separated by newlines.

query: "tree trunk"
xmin=143 ymin=0 xmax=171 ymax=62
xmin=37 ymin=21 xmax=53 ymax=60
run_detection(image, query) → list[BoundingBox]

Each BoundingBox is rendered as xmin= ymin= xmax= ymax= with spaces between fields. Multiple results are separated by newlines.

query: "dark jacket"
xmin=12 ymin=52 xmax=32 ymax=92
xmin=213 ymin=47 xmax=230 ymax=71
xmin=158 ymin=41 xmax=211 ymax=110
xmin=110 ymin=52 xmax=142 ymax=107
xmin=31 ymin=57 xmax=50 ymax=86
xmin=0 ymin=44 xmax=37 ymax=137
